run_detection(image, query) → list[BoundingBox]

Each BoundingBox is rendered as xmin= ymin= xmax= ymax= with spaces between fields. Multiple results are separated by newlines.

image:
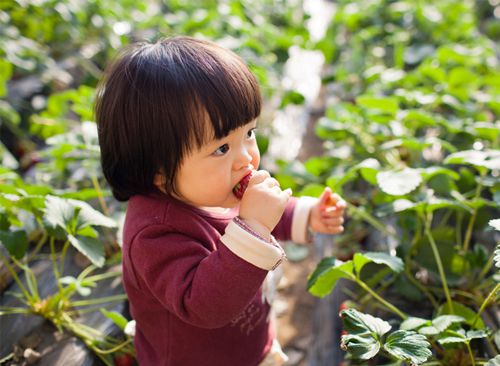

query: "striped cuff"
xmin=221 ymin=220 xmax=286 ymax=271
xmin=291 ymin=196 xmax=317 ymax=244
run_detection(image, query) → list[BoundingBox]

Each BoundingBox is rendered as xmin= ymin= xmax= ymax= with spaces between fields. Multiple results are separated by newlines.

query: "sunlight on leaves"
xmin=377 ymin=168 xmax=422 ymax=196
xmin=384 ymin=330 xmax=432 ymax=365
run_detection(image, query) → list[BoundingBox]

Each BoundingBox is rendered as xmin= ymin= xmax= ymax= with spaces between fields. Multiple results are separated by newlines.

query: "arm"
xmin=273 ymin=187 xmax=347 ymax=243
xmin=130 ymin=222 xmax=284 ymax=329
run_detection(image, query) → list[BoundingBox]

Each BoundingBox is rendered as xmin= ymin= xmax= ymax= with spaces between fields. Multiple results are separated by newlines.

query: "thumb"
xmin=319 ymin=187 xmax=332 ymax=207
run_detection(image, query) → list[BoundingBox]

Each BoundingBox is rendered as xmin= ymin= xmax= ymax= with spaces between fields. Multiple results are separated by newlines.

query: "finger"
xmin=264 ymin=177 xmax=280 ymax=188
xmin=327 ymin=225 xmax=344 ymax=234
xmin=321 ymin=206 xmax=345 ymax=216
xmin=321 ymin=217 xmax=344 ymax=226
xmin=249 ymin=170 xmax=271 ymax=185
xmin=318 ymin=187 xmax=332 ymax=207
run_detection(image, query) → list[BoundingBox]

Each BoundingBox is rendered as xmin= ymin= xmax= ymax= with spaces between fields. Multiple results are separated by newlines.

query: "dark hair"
xmin=95 ymin=36 xmax=262 ymax=201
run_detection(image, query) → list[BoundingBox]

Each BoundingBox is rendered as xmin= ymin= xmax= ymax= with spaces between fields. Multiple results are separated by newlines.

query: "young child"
xmin=95 ymin=36 xmax=345 ymax=366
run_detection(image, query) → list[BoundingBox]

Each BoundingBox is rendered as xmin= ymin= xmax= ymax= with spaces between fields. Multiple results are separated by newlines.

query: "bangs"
xmin=166 ymin=37 xmax=262 ymax=151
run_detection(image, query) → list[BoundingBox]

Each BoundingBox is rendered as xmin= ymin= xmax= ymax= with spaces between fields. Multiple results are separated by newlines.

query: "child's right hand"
xmin=238 ymin=170 xmax=292 ymax=240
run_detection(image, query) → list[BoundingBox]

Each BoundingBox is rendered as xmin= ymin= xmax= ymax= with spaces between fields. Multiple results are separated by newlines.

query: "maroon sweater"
xmin=122 ymin=193 xmax=298 ymax=366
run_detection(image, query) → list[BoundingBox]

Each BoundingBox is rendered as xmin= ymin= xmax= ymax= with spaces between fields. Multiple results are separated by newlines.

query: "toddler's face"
xmin=170 ymin=121 xmax=260 ymax=208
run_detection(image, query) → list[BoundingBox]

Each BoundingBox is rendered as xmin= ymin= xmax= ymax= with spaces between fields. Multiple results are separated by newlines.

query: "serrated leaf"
xmin=101 ymin=309 xmax=128 ymax=330
xmin=437 ymin=329 xmax=488 ymax=346
xmin=384 ymin=330 xmax=432 ymax=365
xmin=68 ymin=234 xmax=105 ymax=267
xmin=0 ymin=230 xmax=29 ymax=259
xmin=44 ymin=195 xmax=116 ymax=236
xmin=419 ymin=326 xmax=440 ymax=335
xmin=432 ymin=315 xmax=465 ymax=332
xmin=400 ymin=317 xmax=429 ymax=331
xmin=485 ymin=355 xmax=500 ymax=366
xmin=438 ymin=335 xmax=466 ymax=345
xmin=377 ymin=168 xmax=422 ymax=196
xmin=307 ymin=257 xmax=354 ymax=297
xmin=465 ymin=329 xmax=488 ymax=340
xmin=341 ymin=308 xmax=392 ymax=337
xmin=341 ymin=333 xmax=380 ymax=360
xmin=353 ymin=252 xmax=404 ymax=275
xmin=438 ymin=302 xmax=485 ymax=329
xmin=444 ymin=150 xmax=500 ymax=170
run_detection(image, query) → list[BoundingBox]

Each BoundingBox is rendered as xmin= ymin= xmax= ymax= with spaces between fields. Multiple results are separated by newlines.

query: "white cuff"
xmin=291 ymin=196 xmax=317 ymax=244
xmin=221 ymin=220 xmax=286 ymax=271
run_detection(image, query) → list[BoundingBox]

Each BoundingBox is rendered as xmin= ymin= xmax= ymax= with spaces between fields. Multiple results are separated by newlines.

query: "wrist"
xmin=235 ymin=217 xmax=271 ymax=242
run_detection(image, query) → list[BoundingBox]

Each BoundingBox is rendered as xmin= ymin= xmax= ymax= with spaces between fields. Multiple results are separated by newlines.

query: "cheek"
xmin=251 ymin=145 xmax=260 ymax=168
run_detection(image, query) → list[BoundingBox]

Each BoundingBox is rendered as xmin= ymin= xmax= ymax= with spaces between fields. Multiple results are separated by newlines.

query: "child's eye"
xmin=213 ymin=144 xmax=229 ymax=156
xmin=246 ymin=128 xmax=256 ymax=139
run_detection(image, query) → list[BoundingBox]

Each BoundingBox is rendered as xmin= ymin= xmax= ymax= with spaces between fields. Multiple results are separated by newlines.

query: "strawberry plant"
xmin=274 ymin=0 xmax=499 ymax=364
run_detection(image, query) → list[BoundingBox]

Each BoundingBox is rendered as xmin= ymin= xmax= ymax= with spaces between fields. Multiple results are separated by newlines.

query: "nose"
xmin=234 ymin=144 xmax=253 ymax=170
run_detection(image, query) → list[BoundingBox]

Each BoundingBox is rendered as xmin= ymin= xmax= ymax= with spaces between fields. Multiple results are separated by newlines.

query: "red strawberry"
xmin=114 ymin=353 xmax=135 ymax=366
xmin=233 ymin=172 xmax=254 ymax=199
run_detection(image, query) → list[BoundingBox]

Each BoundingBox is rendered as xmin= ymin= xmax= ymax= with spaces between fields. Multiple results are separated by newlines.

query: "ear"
xmin=153 ymin=172 xmax=166 ymax=191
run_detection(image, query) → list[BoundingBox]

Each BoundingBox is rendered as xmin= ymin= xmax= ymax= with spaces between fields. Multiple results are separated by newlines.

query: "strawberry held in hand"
xmin=233 ymin=171 xmax=254 ymax=199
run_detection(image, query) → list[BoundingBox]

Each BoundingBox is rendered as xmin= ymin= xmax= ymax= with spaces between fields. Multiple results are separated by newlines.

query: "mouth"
xmin=233 ymin=172 xmax=253 ymax=199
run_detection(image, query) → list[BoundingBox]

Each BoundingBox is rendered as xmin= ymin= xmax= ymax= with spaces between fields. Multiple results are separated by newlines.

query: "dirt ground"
xmin=275 ymin=88 xmax=328 ymax=365
xmin=276 ymin=250 xmax=318 ymax=366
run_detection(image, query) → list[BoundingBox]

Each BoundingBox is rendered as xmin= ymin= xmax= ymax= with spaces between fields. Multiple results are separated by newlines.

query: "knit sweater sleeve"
xmin=271 ymin=196 xmax=318 ymax=244
xmin=129 ymin=225 xmax=271 ymax=329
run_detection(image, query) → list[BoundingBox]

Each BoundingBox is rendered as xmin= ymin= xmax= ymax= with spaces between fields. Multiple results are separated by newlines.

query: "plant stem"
xmin=476 ymin=254 xmax=494 ymax=284
xmin=348 ymin=204 xmax=398 ymax=238
xmin=466 ymin=341 xmax=475 ymax=366
xmin=91 ymin=175 xmax=109 ymax=216
xmin=353 ymin=276 xmax=407 ymax=319
xmin=0 ymin=252 xmax=31 ymax=300
xmin=423 ymin=213 xmax=453 ymax=312
xmin=49 ymin=237 xmax=63 ymax=293
xmin=462 ymin=170 xmax=485 ymax=252
xmin=59 ymin=240 xmax=70 ymax=277
xmin=71 ymin=294 xmax=128 ymax=307
xmin=472 ymin=282 xmax=500 ymax=328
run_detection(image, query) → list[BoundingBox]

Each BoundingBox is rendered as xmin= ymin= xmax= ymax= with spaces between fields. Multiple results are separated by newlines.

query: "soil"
xmin=275 ymin=85 xmax=330 ymax=366
xmin=276 ymin=252 xmax=318 ymax=366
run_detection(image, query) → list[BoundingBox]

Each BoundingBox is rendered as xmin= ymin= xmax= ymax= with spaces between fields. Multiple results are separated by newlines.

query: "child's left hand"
xmin=309 ymin=187 xmax=346 ymax=235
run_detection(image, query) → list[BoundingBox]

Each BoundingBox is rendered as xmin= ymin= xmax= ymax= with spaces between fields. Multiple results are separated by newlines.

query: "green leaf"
xmin=356 ymin=96 xmax=399 ymax=116
xmin=68 ymin=234 xmax=105 ymax=267
xmin=0 ymin=59 xmax=13 ymax=97
xmin=400 ymin=317 xmax=429 ymax=331
xmin=438 ymin=329 xmax=488 ymax=345
xmin=307 ymin=257 xmax=353 ymax=297
xmin=438 ymin=334 xmax=466 ymax=345
xmin=485 ymin=355 xmax=500 ymax=366
xmin=341 ymin=308 xmax=392 ymax=337
xmin=44 ymin=195 xmax=116 ymax=235
xmin=100 ymin=309 xmax=128 ymax=330
xmin=341 ymin=333 xmax=381 ymax=360
xmin=431 ymin=315 xmax=465 ymax=332
xmin=0 ymin=230 xmax=29 ymax=259
xmin=384 ymin=330 xmax=432 ymax=365
xmin=280 ymin=90 xmax=306 ymax=107
xmin=444 ymin=150 xmax=500 ymax=170
xmin=353 ymin=252 xmax=404 ymax=275
xmin=377 ymin=168 xmax=422 ymax=196
xmin=438 ymin=301 xmax=485 ymax=329
xmin=59 ymin=275 xmax=95 ymax=297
